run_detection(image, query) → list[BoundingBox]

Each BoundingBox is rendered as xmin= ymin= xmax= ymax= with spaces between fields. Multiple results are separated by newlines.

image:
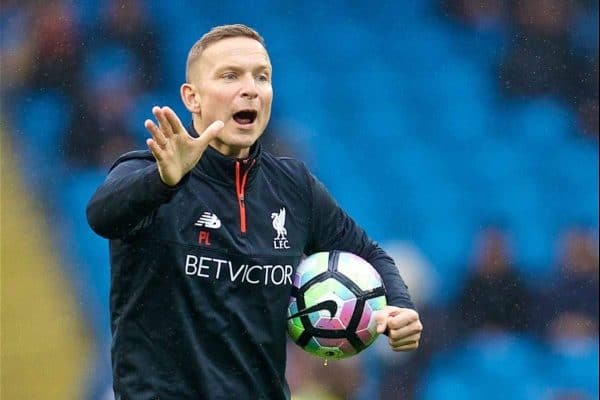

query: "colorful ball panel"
xmin=339 ymin=298 xmax=357 ymax=328
xmin=294 ymin=252 xmax=328 ymax=288
xmin=336 ymin=252 xmax=383 ymax=291
xmin=287 ymin=251 xmax=387 ymax=360
xmin=358 ymin=296 xmax=386 ymax=344
xmin=366 ymin=295 xmax=387 ymax=312
xmin=303 ymin=278 xmax=346 ymax=305
xmin=315 ymin=316 xmax=344 ymax=331
xmin=287 ymin=300 xmax=304 ymax=341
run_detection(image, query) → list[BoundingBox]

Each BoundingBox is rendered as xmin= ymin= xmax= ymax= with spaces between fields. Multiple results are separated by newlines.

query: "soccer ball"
xmin=287 ymin=250 xmax=387 ymax=359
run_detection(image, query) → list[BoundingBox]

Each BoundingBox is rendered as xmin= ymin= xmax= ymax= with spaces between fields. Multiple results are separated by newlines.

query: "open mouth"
xmin=233 ymin=110 xmax=258 ymax=125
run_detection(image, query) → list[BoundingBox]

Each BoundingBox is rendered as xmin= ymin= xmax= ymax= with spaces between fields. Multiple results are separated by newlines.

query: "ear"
xmin=181 ymin=83 xmax=201 ymax=114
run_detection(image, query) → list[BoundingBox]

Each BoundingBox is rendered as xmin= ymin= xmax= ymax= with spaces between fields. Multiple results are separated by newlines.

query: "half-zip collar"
xmin=188 ymin=123 xmax=260 ymax=234
xmin=188 ymin=123 xmax=261 ymax=188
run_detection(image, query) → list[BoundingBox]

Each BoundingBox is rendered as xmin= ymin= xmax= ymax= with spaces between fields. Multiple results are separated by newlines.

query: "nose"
xmin=240 ymin=75 xmax=258 ymax=100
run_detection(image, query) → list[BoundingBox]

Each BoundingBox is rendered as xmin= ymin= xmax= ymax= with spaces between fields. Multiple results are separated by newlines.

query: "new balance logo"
xmin=194 ymin=212 xmax=221 ymax=229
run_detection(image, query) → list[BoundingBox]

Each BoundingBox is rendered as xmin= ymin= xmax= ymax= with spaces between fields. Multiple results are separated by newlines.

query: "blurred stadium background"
xmin=1 ymin=0 xmax=597 ymax=399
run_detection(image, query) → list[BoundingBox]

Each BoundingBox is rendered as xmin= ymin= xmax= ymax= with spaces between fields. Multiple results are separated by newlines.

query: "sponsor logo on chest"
xmin=193 ymin=207 xmax=292 ymax=249
xmin=195 ymin=212 xmax=221 ymax=229
xmin=195 ymin=212 xmax=221 ymax=245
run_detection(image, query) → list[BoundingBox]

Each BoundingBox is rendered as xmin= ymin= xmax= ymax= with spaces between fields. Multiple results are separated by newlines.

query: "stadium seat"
xmin=12 ymin=90 xmax=72 ymax=193
xmin=56 ymin=169 xmax=112 ymax=340
xmin=419 ymin=333 xmax=547 ymax=400
xmin=501 ymin=98 xmax=576 ymax=145
xmin=127 ymin=90 xmax=188 ymax=147
xmin=542 ymin=337 xmax=600 ymax=397
xmin=70 ymin=0 xmax=102 ymax=27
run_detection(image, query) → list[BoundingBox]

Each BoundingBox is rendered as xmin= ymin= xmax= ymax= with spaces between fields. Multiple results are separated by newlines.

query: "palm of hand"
xmin=144 ymin=106 xmax=224 ymax=186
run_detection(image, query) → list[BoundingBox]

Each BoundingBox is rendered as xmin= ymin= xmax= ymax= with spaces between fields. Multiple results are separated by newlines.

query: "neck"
xmin=191 ymin=116 xmax=250 ymax=159
xmin=208 ymin=141 xmax=250 ymax=159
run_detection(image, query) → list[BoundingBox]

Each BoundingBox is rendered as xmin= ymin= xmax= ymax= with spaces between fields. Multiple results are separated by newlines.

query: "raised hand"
xmin=144 ymin=106 xmax=224 ymax=186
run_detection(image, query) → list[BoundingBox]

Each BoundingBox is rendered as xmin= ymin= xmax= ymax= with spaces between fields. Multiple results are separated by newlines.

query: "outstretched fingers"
xmin=145 ymin=119 xmax=168 ymax=146
xmin=162 ymin=106 xmax=186 ymax=135
xmin=152 ymin=106 xmax=174 ymax=138
xmin=146 ymin=138 xmax=164 ymax=161
xmin=145 ymin=119 xmax=167 ymax=161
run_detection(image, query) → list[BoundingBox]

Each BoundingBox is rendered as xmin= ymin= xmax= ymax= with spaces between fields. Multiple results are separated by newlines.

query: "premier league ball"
xmin=287 ymin=251 xmax=387 ymax=359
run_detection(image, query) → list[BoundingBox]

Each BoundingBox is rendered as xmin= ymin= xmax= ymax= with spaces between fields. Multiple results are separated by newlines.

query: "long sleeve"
xmin=304 ymin=172 xmax=415 ymax=309
xmin=86 ymin=151 xmax=187 ymax=239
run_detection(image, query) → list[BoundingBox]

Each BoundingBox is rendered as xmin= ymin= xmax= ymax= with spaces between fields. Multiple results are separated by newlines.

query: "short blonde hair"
xmin=185 ymin=24 xmax=266 ymax=82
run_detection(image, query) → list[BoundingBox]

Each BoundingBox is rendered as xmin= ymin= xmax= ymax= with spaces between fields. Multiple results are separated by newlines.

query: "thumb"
xmin=375 ymin=309 xmax=389 ymax=334
xmin=194 ymin=120 xmax=224 ymax=149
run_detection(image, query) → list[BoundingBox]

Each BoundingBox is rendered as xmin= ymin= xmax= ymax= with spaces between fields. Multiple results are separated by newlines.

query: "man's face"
xmin=192 ymin=37 xmax=273 ymax=158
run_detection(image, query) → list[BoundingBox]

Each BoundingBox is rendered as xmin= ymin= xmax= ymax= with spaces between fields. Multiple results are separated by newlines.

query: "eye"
xmin=222 ymin=72 xmax=237 ymax=81
xmin=257 ymin=74 xmax=270 ymax=82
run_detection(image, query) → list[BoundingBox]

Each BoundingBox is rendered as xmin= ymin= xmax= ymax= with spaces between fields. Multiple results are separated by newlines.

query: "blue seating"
xmin=70 ymin=0 xmax=101 ymax=27
xmin=423 ymin=59 xmax=495 ymax=141
xmin=419 ymin=333 xmax=547 ymax=400
xmin=127 ymin=90 xmax=187 ymax=147
xmin=12 ymin=90 xmax=71 ymax=194
xmin=501 ymin=98 xmax=577 ymax=144
xmin=13 ymin=90 xmax=70 ymax=156
xmin=56 ymin=169 xmax=112 ymax=340
xmin=5 ymin=4 xmax=599 ymax=398
xmin=542 ymin=338 xmax=599 ymax=397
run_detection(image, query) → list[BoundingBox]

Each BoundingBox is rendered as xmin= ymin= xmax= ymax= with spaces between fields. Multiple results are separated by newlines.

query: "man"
xmin=87 ymin=24 xmax=422 ymax=400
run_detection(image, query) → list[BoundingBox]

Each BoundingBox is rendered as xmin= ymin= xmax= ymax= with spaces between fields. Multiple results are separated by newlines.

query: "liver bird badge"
xmin=271 ymin=208 xmax=287 ymax=240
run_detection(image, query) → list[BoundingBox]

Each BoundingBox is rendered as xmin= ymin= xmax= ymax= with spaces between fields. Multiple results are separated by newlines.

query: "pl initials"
xmin=198 ymin=231 xmax=211 ymax=246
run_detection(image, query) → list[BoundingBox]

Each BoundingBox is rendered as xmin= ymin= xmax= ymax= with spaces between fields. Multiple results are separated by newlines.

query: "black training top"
xmin=86 ymin=125 xmax=414 ymax=400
